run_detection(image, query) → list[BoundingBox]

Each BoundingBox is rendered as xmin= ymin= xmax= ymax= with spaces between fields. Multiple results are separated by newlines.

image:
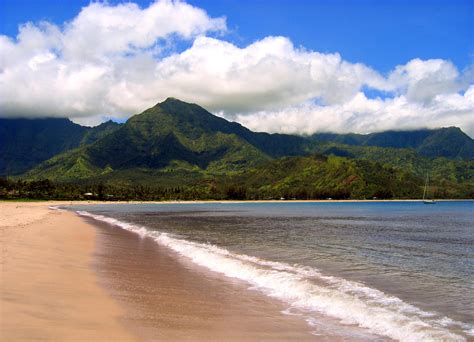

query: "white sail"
xmin=423 ymin=175 xmax=436 ymax=204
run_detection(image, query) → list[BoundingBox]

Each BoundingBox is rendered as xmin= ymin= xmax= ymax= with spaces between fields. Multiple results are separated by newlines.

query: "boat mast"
xmin=423 ymin=175 xmax=429 ymax=200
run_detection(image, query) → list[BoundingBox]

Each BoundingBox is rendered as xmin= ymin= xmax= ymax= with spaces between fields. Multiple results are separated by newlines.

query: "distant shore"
xmin=3 ymin=198 xmax=472 ymax=206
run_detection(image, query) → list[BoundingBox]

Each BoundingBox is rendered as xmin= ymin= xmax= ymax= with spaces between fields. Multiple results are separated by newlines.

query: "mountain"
xmin=233 ymin=154 xmax=423 ymax=200
xmin=310 ymin=127 xmax=474 ymax=159
xmin=144 ymin=98 xmax=311 ymax=158
xmin=23 ymin=98 xmax=311 ymax=183
xmin=0 ymin=118 xmax=121 ymax=176
xmin=79 ymin=120 xmax=123 ymax=146
xmin=4 ymin=100 xmax=472 ymax=180
xmin=310 ymin=141 xmax=474 ymax=186
xmin=3 ymin=98 xmax=473 ymax=199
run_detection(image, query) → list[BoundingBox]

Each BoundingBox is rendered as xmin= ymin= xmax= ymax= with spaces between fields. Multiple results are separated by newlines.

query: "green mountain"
xmin=233 ymin=154 xmax=423 ymax=200
xmin=79 ymin=120 xmax=123 ymax=145
xmin=310 ymin=142 xmax=474 ymax=194
xmin=0 ymin=118 xmax=121 ymax=176
xmin=310 ymin=127 xmax=474 ymax=159
xmin=23 ymin=98 xmax=311 ymax=183
xmin=4 ymin=98 xmax=473 ymax=199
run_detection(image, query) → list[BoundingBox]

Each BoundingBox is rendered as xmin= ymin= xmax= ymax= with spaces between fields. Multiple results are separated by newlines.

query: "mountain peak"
xmin=148 ymin=97 xmax=203 ymax=117
xmin=162 ymin=96 xmax=179 ymax=103
xmin=159 ymin=97 xmax=193 ymax=107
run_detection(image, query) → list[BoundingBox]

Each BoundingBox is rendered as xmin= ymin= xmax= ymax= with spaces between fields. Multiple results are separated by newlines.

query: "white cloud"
xmin=61 ymin=0 xmax=226 ymax=60
xmin=0 ymin=0 xmax=226 ymax=120
xmin=0 ymin=0 xmax=473 ymax=136
xmin=150 ymin=36 xmax=388 ymax=111
xmin=387 ymin=58 xmax=464 ymax=103
xmin=91 ymin=35 xmax=389 ymax=117
xmin=234 ymin=86 xmax=474 ymax=136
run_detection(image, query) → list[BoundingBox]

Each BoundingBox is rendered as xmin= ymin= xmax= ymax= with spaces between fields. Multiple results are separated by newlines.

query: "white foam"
xmin=49 ymin=205 xmax=66 ymax=212
xmin=77 ymin=210 xmax=471 ymax=341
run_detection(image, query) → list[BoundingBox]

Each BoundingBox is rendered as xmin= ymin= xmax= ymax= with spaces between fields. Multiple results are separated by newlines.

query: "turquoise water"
xmin=69 ymin=201 xmax=474 ymax=340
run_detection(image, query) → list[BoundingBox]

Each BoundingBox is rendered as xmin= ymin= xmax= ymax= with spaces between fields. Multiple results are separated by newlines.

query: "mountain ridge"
xmin=310 ymin=126 xmax=474 ymax=159
xmin=0 ymin=117 xmax=121 ymax=176
xmin=1 ymin=98 xmax=473 ymax=199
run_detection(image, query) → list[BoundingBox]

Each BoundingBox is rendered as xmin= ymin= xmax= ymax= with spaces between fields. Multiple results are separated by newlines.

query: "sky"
xmin=1 ymin=0 xmax=473 ymax=136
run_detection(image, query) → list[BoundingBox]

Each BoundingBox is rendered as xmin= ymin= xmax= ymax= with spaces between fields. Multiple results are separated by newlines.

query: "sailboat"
xmin=422 ymin=175 xmax=436 ymax=204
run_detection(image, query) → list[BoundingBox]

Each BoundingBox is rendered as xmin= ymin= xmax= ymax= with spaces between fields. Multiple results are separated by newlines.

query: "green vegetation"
xmin=312 ymin=142 xmax=474 ymax=195
xmin=309 ymin=126 xmax=474 ymax=159
xmin=0 ymin=118 xmax=121 ymax=176
xmin=1 ymin=98 xmax=473 ymax=200
xmin=3 ymin=151 xmax=472 ymax=200
xmin=233 ymin=155 xmax=422 ymax=200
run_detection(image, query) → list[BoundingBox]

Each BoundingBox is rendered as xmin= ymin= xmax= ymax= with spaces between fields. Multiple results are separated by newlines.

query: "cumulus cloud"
xmin=0 ymin=0 xmax=473 ymax=137
xmin=61 ymin=1 xmax=226 ymax=60
xmin=150 ymin=36 xmax=387 ymax=112
xmin=387 ymin=58 xmax=465 ymax=103
xmin=0 ymin=0 xmax=226 ymax=120
xmin=235 ymin=86 xmax=474 ymax=136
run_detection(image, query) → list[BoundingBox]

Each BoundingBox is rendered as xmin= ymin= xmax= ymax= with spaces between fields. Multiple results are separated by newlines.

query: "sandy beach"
xmin=1 ymin=201 xmax=315 ymax=340
xmin=0 ymin=201 xmax=134 ymax=340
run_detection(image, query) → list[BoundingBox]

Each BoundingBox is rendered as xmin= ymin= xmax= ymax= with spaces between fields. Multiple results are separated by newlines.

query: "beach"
xmin=2 ymin=200 xmax=472 ymax=341
xmin=70 ymin=200 xmax=474 ymax=341
xmin=0 ymin=202 xmax=133 ymax=340
xmin=0 ymin=201 xmax=315 ymax=340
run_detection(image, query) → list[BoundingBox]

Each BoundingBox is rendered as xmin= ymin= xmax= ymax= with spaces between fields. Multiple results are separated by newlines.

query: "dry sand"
xmin=0 ymin=202 xmax=134 ymax=340
xmin=1 ymin=201 xmax=317 ymax=341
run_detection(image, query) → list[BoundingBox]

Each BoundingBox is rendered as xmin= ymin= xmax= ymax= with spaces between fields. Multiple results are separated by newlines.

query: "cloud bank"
xmin=1 ymin=0 xmax=473 ymax=136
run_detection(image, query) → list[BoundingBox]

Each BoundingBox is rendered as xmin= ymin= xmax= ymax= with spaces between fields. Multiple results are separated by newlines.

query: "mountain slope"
xmin=0 ymin=118 xmax=85 ymax=176
xmin=310 ymin=127 xmax=474 ymax=159
xmin=4 ymin=100 xmax=472 ymax=180
xmin=141 ymin=98 xmax=311 ymax=158
xmin=79 ymin=120 xmax=122 ymax=145
xmin=415 ymin=127 xmax=474 ymax=158
xmin=25 ymin=98 xmax=311 ymax=182
xmin=0 ymin=118 xmax=122 ymax=176
xmin=312 ymin=142 xmax=474 ymax=186
xmin=11 ymin=98 xmax=474 ymax=199
xmin=234 ymin=154 xmax=423 ymax=199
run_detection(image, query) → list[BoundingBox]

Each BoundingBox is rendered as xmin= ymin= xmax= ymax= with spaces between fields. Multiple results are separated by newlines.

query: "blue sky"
xmin=1 ymin=0 xmax=473 ymax=135
xmin=2 ymin=0 xmax=472 ymax=72
xmin=196 ymin=0 xmax=474 ymax=73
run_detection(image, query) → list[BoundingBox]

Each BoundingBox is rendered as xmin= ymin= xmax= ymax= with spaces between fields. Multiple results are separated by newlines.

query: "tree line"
xmin=1 ymin=176 xmax=471 ymax=201
xmin=0 ymin=177 xmax=392 ymax=201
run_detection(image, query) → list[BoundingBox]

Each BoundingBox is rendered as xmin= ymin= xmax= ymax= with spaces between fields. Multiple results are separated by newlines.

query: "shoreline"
xmin=2 ymin=200 xmax=472 ymax=340
xmin=0 ymin=201 xmax=317 ymax=340
xmin=3 ymin=198 xmax=471 ymax=206
xmin=87 ymin=215 xmax=317 ymax=340
xmin=71 ymin=200 xmax=473 ymax=340
xmin=0 ymin=202 xmax=134 ymax=340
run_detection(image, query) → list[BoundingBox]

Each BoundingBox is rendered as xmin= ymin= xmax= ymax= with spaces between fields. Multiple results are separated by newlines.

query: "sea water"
xmin=67 ymin=201 xmax=474 ymax=341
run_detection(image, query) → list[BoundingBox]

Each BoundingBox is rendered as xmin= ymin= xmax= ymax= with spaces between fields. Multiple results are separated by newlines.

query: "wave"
xmin=76 ymin=210 xmax=472 ymax=341
xmin=49 ymin=205 xmax=66 ymax=212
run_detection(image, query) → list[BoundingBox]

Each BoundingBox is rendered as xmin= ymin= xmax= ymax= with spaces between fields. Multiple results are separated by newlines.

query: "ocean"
xmin=67 ymin=201 xmax=474 ymax=341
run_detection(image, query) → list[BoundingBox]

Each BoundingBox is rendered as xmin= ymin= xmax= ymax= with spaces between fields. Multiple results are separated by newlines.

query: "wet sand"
xmin=1 ymin=202 xmax=315 ymax=340
xmin=88 ymin=217 xmax=315 ymax=340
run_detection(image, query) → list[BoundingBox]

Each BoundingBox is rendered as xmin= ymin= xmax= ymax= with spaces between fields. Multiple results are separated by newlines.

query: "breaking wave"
xmin=76 ymin=210 xmax=472 ymax=341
